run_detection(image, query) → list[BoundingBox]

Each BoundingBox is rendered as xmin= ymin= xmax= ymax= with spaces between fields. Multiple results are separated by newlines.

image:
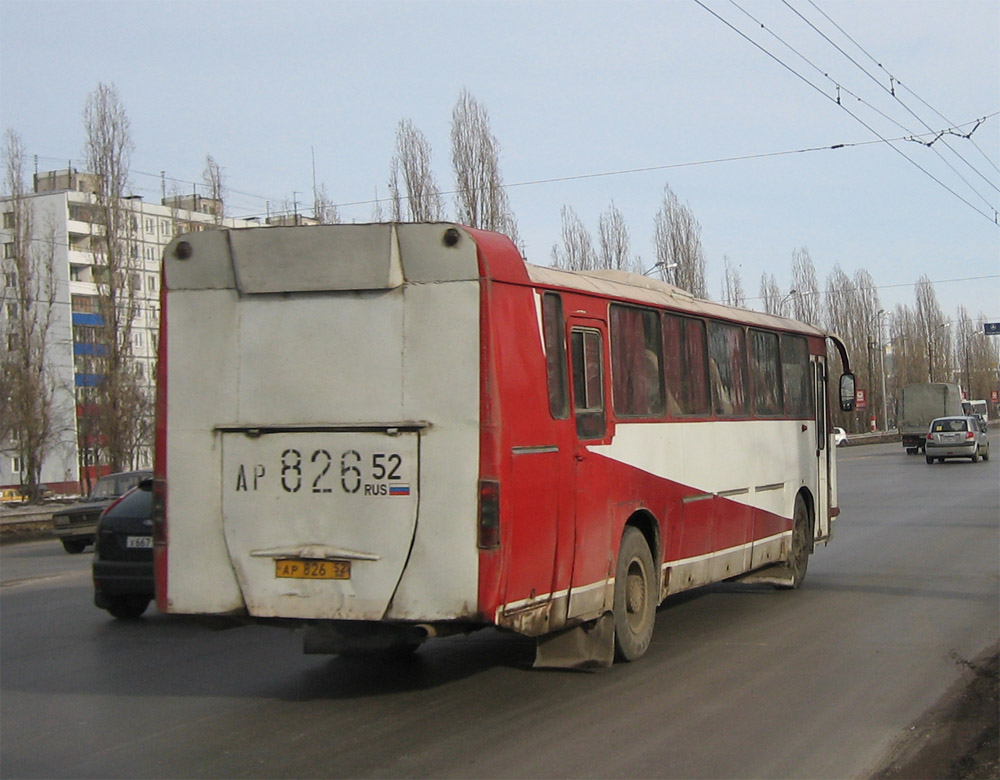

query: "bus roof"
xmin=525 ymin=263 xmax=829 ymax=340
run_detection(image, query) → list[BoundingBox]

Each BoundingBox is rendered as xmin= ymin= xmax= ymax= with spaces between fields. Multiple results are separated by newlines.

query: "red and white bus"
xmin=154 ymin=223 xmax=854 ymax=667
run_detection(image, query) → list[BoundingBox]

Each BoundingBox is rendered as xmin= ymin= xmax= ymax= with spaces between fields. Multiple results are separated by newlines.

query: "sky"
xmin=1 ymin=0 xmax=998 ymax=324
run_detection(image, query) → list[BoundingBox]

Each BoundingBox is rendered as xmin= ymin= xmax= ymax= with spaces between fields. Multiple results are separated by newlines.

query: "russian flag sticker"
xmin=389 ymin=484 xmax=411 ymax=497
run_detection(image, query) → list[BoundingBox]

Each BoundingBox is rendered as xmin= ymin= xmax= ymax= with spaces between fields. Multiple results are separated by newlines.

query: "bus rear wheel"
xmin=613 ymin=527 xmax=656 ymax=662
xmin=779 ymin=496 xmax=813 ymax=590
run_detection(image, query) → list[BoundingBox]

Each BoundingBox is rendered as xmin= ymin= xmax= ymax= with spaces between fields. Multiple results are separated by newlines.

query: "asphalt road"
xmin=1 ymin=438 xmax=997 ymax=779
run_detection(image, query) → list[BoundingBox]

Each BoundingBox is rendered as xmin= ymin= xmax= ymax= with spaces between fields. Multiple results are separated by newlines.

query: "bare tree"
xmin=951 ymin=306 xmax=1000 ymax=400
xmin=450 ymin=89 xmax=520 ymax=246
xmin=721 ymin=256 xmax=746 ymax=308
xmin=652 ymin=184 xmax=707 ymax=298
xmin=956 ymin=308 xmax=1000 ymax=400
xmin=81 ymin=81 xmax=149 ymax=476
xmin=201 ymin=153 xmax=226 ymax=224
xmin=889 ymin=303 xmax=924 ymax=390
xmin=387 ymin=161 xmax=404 ymax=222
xmin=914 ymin=275 xmax=949 ymax=382
xmin=823 ymin=264 xmax=854 ymax=334
xmin=597 ymin=202 xmax=636 ymax=272
xmin=1 ymin=129 xmax=62 ymax=499
xmin=955 ymin=306 xmax=977 ymax=396
xmin=551 ymin=205 xmax=597 ymax=271
xmin=824 ymin=265 xmax=867 ymax=431
xmin=370 ymin=186 xmax=387 ymax=222
xmin=312 ymin=182 xmax=341 ymax=224
xmin=854 ymin=268 xmax=884 ymax=429
xmin=790 ymin=247 xmax=821 ymax=325
xmin=759 ymin=272 xmax=782 ymax=315
xmin=390 ymin=119 xmax=444 ymax=222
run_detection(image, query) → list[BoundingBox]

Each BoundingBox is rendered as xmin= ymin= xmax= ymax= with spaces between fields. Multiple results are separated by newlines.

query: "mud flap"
xmin=532 ymin=612 xmax=615 ymax=670
xmin=731 ymin=563 xmax=796 ymax=588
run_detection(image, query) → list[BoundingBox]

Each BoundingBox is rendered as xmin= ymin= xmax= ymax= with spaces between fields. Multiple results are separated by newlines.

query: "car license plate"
xmin=275 ymin=559 xmax=350 ymax=580
xmin=126 ymin=535 xmax=153 ymax=549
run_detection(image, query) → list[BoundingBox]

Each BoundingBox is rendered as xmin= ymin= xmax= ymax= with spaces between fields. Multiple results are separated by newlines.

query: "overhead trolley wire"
xmin=322 ymin=119 xmax=993 ymax=212
xmin=692 ymin=0 xmax=999 ymax=226
xmin=782 ymin=0 xmax=999 ymax=198
xmin=805 ymin=0 xmax=1000 ymax=179
xmin=730 ymin=0 xmax=999 ymax=207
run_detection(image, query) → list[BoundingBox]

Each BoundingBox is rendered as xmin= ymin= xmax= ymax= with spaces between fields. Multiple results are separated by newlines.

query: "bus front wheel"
xmin=613 ymin=527 xmax=657 ymax=662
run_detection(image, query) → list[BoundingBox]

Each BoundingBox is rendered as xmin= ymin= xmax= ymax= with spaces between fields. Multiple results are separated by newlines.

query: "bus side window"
xmin=750 ymin=329 xmax=782 ymax=416
xmin=571 ymin=328 xmax=606 ymax=439
xmin=610 ymin=304 xmax=665 ymax=418
xmin=781 ymin=334 xmax=813 ymax=417
xmin=541 ymin=293 xmax=569 ymax=419
xmin=708 ymin=321 xmax=748 ymax=417
xmin=662 ymin=314 xmax=710 ymax=416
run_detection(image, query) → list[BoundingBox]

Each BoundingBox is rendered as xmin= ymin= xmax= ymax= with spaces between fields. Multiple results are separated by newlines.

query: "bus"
xmin=153 ymin=223 xmax=855 ymax=668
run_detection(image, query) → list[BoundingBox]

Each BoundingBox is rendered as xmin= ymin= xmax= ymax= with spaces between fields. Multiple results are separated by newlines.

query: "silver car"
xmin=925 ymin=416 xmax=991 ymax=464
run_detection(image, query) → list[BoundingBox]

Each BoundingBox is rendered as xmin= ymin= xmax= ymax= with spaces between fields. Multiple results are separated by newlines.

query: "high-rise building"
xmin=1 ymin=169 xmax=260 ymax=494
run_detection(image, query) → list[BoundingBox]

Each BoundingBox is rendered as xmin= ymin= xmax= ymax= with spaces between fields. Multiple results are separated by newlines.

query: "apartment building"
xmin=1 ymin=169 xmax=259 ymax=494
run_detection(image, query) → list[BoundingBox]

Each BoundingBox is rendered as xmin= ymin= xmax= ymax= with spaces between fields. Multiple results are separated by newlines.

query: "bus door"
xmin=812 ymin=357 xmax=831 ymax=542
xmin=565 ymin=319 xmax=615 ymax=622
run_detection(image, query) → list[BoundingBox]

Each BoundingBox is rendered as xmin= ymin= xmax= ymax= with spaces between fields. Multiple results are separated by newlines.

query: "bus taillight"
xmin=478 ymin=480 xmax=501 ymax=549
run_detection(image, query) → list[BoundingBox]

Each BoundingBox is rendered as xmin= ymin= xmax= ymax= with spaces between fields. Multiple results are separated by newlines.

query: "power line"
xmin=806 ymin=0 xmax=1000 ymax=179
xmin=691 ymin=0 xmax=999 ymax=226
xmin=742 ymin=273 xmax=1000 ymax=316
xmin=726 ymin=0 xmax=999 ymax=208
xmin=264 ymin=118 xmax=995 ymax=217
xmin=17 ymin=112 xmax=1000 ymax=226
xmin=782 ymin=0 xmax=999 ymax=199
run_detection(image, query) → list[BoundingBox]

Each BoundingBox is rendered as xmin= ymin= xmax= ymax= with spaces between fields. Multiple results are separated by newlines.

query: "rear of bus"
xmin=154 ymin=224 xmax=491 ymax=651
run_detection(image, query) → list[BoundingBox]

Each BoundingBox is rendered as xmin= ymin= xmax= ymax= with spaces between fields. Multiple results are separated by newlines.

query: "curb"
xmin=0 ymin=507 xmax=56 ymax=545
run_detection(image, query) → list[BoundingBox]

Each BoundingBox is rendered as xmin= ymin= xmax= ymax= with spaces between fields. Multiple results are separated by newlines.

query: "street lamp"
xmin=642 ymin=261 xmax=678 ymax=277
xmin=779 ymin=289 xmax=797 ymax=316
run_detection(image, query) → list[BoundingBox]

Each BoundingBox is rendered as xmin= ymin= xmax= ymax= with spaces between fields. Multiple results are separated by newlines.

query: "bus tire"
xmin=780 ymin=495 xmax=812 ymax=590
xmin=613 ymin=527 xmax=656 ymax=663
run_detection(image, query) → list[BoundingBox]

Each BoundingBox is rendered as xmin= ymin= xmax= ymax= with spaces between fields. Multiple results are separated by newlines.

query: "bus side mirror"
xmin=839 ymin=373 xmax=856 ymax=412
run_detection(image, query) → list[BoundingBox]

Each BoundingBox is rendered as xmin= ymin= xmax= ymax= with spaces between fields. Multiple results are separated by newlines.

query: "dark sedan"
xmin=93 ymin=478 xmax=155 ymax=620
xmin=51 ymin=470 xmax=152 ymax=553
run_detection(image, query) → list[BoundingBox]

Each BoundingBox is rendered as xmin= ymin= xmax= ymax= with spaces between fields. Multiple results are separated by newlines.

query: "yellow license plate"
xmin=275 ymin=559 xmax=350 ymax=580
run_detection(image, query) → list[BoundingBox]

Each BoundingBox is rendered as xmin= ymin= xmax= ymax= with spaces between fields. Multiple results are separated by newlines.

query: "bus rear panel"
xmin=156 ymin=225 xmax=484 ymax=629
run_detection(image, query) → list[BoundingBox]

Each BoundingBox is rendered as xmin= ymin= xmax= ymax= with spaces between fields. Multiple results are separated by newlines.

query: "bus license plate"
xmin=275 ymin=559 xmax=350 ymax=580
